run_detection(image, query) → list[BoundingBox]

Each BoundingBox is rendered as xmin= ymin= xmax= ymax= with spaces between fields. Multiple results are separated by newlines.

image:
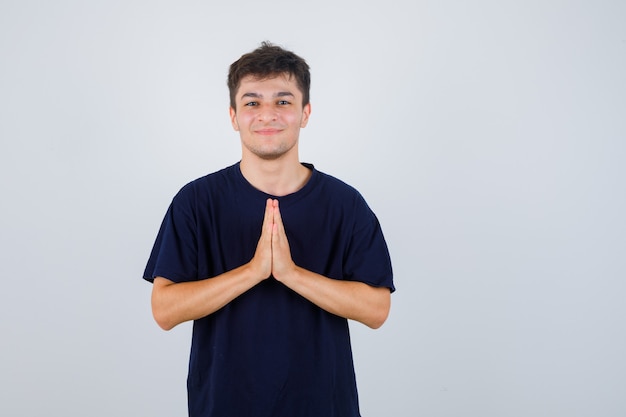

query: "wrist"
xmin=274 ymin=263 xmax=300 ymax=285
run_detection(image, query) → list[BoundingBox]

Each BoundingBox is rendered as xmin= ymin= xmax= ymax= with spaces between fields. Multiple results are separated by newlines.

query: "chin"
xmin=246 ymin=144 xmax=296 ymax=161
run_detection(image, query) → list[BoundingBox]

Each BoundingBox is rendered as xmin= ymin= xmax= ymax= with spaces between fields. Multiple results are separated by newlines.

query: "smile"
xmin=255 ymin=128 xmax=282 ymax=135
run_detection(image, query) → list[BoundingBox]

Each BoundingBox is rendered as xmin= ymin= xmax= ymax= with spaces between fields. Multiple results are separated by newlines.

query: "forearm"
xmin=152 ymin=201 xmax=274 ymax=330
xmin=269 ymin=200 xmax=390 ymax=328
xmin=278 ymin=267 xmax=391 ymax=329
xmin=151 ymin=264 xmax=262 ymax=330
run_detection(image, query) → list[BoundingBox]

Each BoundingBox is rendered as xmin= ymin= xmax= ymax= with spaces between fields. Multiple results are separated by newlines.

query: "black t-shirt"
xmin=144 ymin=162 xmax=394 ymax=417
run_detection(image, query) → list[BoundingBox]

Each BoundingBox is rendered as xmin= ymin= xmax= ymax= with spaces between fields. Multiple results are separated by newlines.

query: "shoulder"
xmin=313 ymin=167 xmax=369 ymax=208
xmin=313 ymin=167 xmax=360 ymax=198
xmin=307 ymin=166 xmax=377 ymax=225
xmin=174 ymin=163 xmax=239 ymax=201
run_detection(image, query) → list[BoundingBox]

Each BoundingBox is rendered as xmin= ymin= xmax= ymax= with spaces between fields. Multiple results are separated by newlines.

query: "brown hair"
xmin=227 ymin=41 xmax=311 ymax=110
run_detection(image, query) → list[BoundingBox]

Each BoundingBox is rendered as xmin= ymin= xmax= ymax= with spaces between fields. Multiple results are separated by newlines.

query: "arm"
xmin=270 ymin=200 xmax=391 ymax=329
xmin=151 ymin=199 xmax=275 ymax=330
xmin=275 ymin=268 xmax=391 ymax=329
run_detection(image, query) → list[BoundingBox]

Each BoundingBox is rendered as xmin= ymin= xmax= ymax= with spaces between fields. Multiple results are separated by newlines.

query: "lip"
xmin=254 ymin=128 xmax=282 ymax=136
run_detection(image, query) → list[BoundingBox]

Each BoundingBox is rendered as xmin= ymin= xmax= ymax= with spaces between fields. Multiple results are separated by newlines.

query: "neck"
xmin=240 ymin=155 xmax=311 ymax=197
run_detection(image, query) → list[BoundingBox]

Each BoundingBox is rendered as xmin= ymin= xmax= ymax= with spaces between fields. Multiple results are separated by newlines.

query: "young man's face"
xmin=229 ymin=73 xmax=311 ymax=161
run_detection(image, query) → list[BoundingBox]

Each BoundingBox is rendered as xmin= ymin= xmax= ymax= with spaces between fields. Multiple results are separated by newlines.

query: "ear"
xmin=229 ymin=107 xmax=239 ymax=131
xmin=300 ymin=103 xmax=311 ymax=128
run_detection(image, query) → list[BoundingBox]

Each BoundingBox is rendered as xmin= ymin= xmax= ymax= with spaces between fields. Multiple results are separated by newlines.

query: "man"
xmin=143 ymin=41 xmax=395 ymax=417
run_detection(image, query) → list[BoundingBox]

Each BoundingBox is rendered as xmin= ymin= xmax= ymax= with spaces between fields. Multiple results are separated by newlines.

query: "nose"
xmin=257 ymin=106 xmax=277 ymax=122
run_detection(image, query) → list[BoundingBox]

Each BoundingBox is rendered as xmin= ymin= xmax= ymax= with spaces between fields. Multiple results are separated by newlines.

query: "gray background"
xmin=1 ymin=1 xmax=625 ymax=416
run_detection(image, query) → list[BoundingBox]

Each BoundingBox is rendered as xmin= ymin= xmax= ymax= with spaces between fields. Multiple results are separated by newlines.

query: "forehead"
xmin=236 ymin=73 xmax=301 ymax=99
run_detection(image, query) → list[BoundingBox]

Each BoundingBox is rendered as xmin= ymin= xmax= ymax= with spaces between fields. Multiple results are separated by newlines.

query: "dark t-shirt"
xmin=144 ymin=162 xmax=394 ymax=417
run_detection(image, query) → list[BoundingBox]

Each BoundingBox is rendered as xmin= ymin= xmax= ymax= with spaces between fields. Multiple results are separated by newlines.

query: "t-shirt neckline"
xmin=233 ymin=161 xmax=318 ymax=206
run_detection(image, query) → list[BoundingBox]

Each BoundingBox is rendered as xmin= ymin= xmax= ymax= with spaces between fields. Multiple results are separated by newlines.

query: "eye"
xmin=244 ymin=101 xmax=258 ymax=107
xmin=277 ymin=100 xmax=290 ymax=105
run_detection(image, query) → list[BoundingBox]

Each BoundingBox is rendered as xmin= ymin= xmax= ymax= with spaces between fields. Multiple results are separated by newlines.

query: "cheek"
xmin=282 ymin=112 xmax=300 ymax=125
xmin=237 ymin=112 xmax=254 ymax=126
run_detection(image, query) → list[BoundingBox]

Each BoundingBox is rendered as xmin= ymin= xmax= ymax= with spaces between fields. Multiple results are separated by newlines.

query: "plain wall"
xmin=1 ymin=1 xmax=624 ymax=416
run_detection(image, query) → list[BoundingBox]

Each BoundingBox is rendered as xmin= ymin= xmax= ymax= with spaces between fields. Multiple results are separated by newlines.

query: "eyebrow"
xmin=240 ymin=91 xmax=295 ymax=100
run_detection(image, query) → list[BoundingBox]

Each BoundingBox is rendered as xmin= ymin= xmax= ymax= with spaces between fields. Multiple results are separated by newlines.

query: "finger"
xmin=261 ymin=198 xmax=274 ymax=238
xmin=272 ymin=199 xmax=285 ymax=235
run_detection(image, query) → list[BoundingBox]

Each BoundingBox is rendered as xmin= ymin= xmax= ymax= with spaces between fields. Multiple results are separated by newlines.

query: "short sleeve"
xmin=143 ymin=185 xmax=199 ymax=283
xmin=343 ymin=195 xmax=395 ymax=292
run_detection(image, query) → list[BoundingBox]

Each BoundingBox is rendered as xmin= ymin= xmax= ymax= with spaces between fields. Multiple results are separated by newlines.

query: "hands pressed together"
xmin=249 ymin=198 xmax=297 ymax=283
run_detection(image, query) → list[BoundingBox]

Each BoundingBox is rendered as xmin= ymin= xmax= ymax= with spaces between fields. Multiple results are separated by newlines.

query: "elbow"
xmin=364 ymin=290 xmax=391 ymax=329
xmin=151 ymin=279 xmax=179 ymax=331
xmin=151 ymin=293 xmax=176 ymax=331
xmin=366 ymin=307 xmax=389 ymax=329
xmin=153 ymin=309 xmax=176 ymax=331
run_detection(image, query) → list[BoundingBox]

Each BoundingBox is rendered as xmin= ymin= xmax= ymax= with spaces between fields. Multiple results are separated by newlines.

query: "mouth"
xmin=254 ymin=128 xmax=282 ymax=136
